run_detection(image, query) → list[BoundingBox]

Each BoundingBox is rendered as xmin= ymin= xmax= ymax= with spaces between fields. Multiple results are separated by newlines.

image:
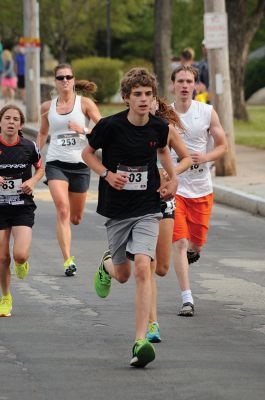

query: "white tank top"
xmin=46 ymin=95 xmax=90 ymax=163
xmin=170 ymin=100 xmax=213 ymax=198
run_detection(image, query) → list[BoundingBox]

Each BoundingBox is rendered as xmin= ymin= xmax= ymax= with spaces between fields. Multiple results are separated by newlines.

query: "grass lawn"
xmin=98 ymin=103 xmax=265 ymax=150
xmin=98 ymin=103 xmax=125 ymax=117
xmin=234 ymin=105 xmax=265 ymax=149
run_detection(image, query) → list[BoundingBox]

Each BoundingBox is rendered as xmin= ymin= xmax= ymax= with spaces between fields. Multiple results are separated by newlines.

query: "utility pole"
xmin=204 ymin=0 xmax=236 ymax=176
xmin=23 ymin=0 xmax=41 ymax=122
xmin=154 ymin=0 xmax=172 ymax=99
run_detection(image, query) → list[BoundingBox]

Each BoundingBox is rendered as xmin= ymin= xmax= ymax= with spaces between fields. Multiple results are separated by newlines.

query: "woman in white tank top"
xmin=37 ymin=63 xmax=101 ymax=277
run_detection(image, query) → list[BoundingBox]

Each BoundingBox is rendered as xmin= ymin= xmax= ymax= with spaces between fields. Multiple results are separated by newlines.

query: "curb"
xmin=213 ymin=184 xmax=265 ymax=217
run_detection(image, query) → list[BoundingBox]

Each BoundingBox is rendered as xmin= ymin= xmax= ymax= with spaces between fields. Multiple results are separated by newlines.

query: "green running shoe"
xmin=64 ymin=256 xmax=76 ymax=277
xmin=130 ymin=339 xmax=155 ymax=368
xmin=94 ymin=251 xmax=112 ymax=298
xmin=146 ymin=322 xmax=162 ymax=343
xmin=14 ymin=261 xmax=29 ymax=279
xmin=0 ymin=293 xmax=12 ymax=317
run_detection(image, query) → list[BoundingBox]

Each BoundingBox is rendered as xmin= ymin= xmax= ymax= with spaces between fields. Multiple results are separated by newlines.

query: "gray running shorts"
xmin=45 ymin=164 xmax=90 ymax=193
xmin=105 ymin=213 xmax=162 ymax=264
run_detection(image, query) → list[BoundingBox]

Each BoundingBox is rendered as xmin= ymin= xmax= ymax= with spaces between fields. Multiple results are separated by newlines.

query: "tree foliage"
xmin=0 ymin=0 xmax=23 ymax=49
xmin=0 ymin=0 xmax=264 ymax=99
xmin=172 ymin=0 xmax=204 ymax=61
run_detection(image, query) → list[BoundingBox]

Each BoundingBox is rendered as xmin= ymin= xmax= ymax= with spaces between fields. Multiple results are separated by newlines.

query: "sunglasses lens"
xmin=56 ymin=75 xmax=74 ymax=81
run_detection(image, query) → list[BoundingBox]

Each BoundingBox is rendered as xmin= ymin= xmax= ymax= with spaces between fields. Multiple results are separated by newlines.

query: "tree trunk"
xmin=226 ymin=0 xmax=265 ymax=121
xmin=154 ymin=0 xmax=172 ymax=98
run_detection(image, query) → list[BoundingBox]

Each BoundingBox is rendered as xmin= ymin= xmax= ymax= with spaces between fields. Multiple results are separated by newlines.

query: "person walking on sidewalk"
xmin=0 ymin=105 xmax=43 ymax=317
xmin=82 ymin=68 xmax=177 ymax=368
xmin=170 ymin=65 xmax=227 ymax=317
xmin=147 ymin=97 xmax=192 ymax=342
xmin=1 ymin=49 xmax=17 ymax=104
xmin=37 ymin=63 xmax=101 ymax=277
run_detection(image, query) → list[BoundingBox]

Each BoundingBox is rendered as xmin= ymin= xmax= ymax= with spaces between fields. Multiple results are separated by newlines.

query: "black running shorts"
xmin=0 ymin=205 xmax=36 ymax=229
xmin=45 ymin=163 xmax=90 ymax=193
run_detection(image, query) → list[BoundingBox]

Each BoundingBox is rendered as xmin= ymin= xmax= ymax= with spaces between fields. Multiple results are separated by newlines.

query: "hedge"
xmin=244 ymin=57 xmax=265 ymax=100
xmin=72 ymin=57 xmax=124 ymax=103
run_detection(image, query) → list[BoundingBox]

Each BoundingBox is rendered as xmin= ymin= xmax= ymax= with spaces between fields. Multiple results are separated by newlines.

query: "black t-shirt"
xmin=0 ymin=135 xmax=41 ymax=206
xmin=88 ymin=109 xmax=169 ymax=219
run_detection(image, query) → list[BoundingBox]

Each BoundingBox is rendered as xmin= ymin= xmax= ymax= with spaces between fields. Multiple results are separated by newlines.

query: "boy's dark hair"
xmin=171 ymin=65 xmax=198 ymax=83
xmin=120 ymin=67 xmax=158 ymax=99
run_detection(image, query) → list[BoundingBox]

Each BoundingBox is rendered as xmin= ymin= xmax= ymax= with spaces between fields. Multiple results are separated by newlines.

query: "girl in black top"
xmin=0 ymin=105 xmax=43 ymax=317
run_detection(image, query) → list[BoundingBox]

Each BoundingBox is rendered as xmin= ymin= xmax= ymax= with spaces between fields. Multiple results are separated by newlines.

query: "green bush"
xmin=72 ymin=57 xmax=124 ymax=103
xmin=122 ymin=58 xmax=154 ymax=74
xmin=244 ymin=57 xmax=265 ymax=100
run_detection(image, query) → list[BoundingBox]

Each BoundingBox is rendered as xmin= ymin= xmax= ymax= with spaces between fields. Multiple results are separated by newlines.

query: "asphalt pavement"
xmin=1 ymin=198 xmax=265 ymax=400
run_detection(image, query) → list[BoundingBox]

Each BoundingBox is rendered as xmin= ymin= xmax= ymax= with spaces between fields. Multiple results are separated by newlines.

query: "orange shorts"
xmin=172 ymin=193 xmax=214 ymax=246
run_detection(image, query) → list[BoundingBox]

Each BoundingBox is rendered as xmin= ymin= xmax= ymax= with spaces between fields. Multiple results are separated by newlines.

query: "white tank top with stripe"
xmin=46 ymin=95 xmax=90 ymax=163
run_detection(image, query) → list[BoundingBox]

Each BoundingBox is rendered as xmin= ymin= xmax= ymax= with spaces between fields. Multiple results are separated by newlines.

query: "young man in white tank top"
xmin=170 ymin=65 xmax=227 ymax=317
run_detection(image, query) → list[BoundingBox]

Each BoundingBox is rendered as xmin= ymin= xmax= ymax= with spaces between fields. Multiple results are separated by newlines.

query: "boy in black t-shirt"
xmin=82 ymin=68 xmax=177 ymax=368
xmin=0 ymin=105 xmax=44 ymax=317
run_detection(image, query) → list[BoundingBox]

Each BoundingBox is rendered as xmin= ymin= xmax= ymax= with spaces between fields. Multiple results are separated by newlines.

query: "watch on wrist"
xmin=83 ymin=127 xmax=89 ymax=134
xmin=100 ymin=169 xmax=109 ymax=179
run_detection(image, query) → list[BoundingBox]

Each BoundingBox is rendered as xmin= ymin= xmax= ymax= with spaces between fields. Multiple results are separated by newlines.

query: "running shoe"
xmin=178 ymin=302 xmax=195 ymax=317
xmin=187 ymin=251 xmax=200 ymax=265
xmin=94 ymin=251 xmax=112 ymax=298
xmin=146 ymin=322 xmax=162 ymax=343
xmin=64 ymin=256 xmax=77 ymax=277
xmin=14 ymin=261 xmax=29 ymax=279
xmin=130 ymin=339 xmax=155 ymax=368
xmin=0 ymin=293 xmax=12 ymax=317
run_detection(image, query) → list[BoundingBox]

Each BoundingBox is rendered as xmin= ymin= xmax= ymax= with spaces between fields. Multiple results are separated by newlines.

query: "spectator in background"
xmin=171 ymin=56 xmax=180 ymax=71
xmin=195 ymin=81 xmax=209 ymax=104
xmin=198 ymin=39 xmax=209 ymax=90
xmin=180 ymin=47 xmax=196 ymax=67
xmin=1 ymin=49 xmax=17 ymax=103
xmin=15 ymin=47 xmax=26 ymax=103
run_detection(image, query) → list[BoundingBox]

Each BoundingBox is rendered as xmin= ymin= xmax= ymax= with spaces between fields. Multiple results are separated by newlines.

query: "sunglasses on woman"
xmin=55 ymin=75 xmax=74 ymax=81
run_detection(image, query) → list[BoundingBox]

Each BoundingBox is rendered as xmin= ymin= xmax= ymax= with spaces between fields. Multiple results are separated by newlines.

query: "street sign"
xmin=19 ymin=37 xmax=41 ymax=48
xmin=204 ymin=13 xmax=228 ymax=49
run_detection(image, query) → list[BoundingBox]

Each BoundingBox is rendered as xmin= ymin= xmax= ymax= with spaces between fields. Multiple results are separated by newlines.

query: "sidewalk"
xmin=213 ymin=144 xmax=265 ymax=217
xmin=1 ymin=99 xmax=264 ymax=217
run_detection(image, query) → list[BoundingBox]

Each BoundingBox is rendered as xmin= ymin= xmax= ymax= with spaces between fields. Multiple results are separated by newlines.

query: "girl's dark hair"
xmin=54 ymin=63 xmax=97 ymax=96
xmin=155 ymin=98 xmax=184 ymax=132
xmin=0 ymin=105 xmax=25 ymax=136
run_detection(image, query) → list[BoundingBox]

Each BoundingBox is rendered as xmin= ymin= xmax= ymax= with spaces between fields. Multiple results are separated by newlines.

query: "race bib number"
xmin=117 ymin=165 xmax=148 ymax=190
xmin=56 ymin=132 xmax=79 ymax=147
xmin=0 ymin=179 xmax=22 ymax=196
xmin=187 ymin=164 xmax=205 ymax=175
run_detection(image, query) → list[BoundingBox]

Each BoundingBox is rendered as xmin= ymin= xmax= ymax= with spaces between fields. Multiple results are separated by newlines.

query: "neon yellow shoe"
xmin=64 ymin=256 xmax=77 ymax=277
xmin=130 ymin=339 xmax=155 ymax=368
xmin=14 ymin=261 xmax=29 ymax=279
xmin=94 ymin=251 xmax=112 ymax=298
xmin=0 ymin=293 xmax=12 ymax=317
